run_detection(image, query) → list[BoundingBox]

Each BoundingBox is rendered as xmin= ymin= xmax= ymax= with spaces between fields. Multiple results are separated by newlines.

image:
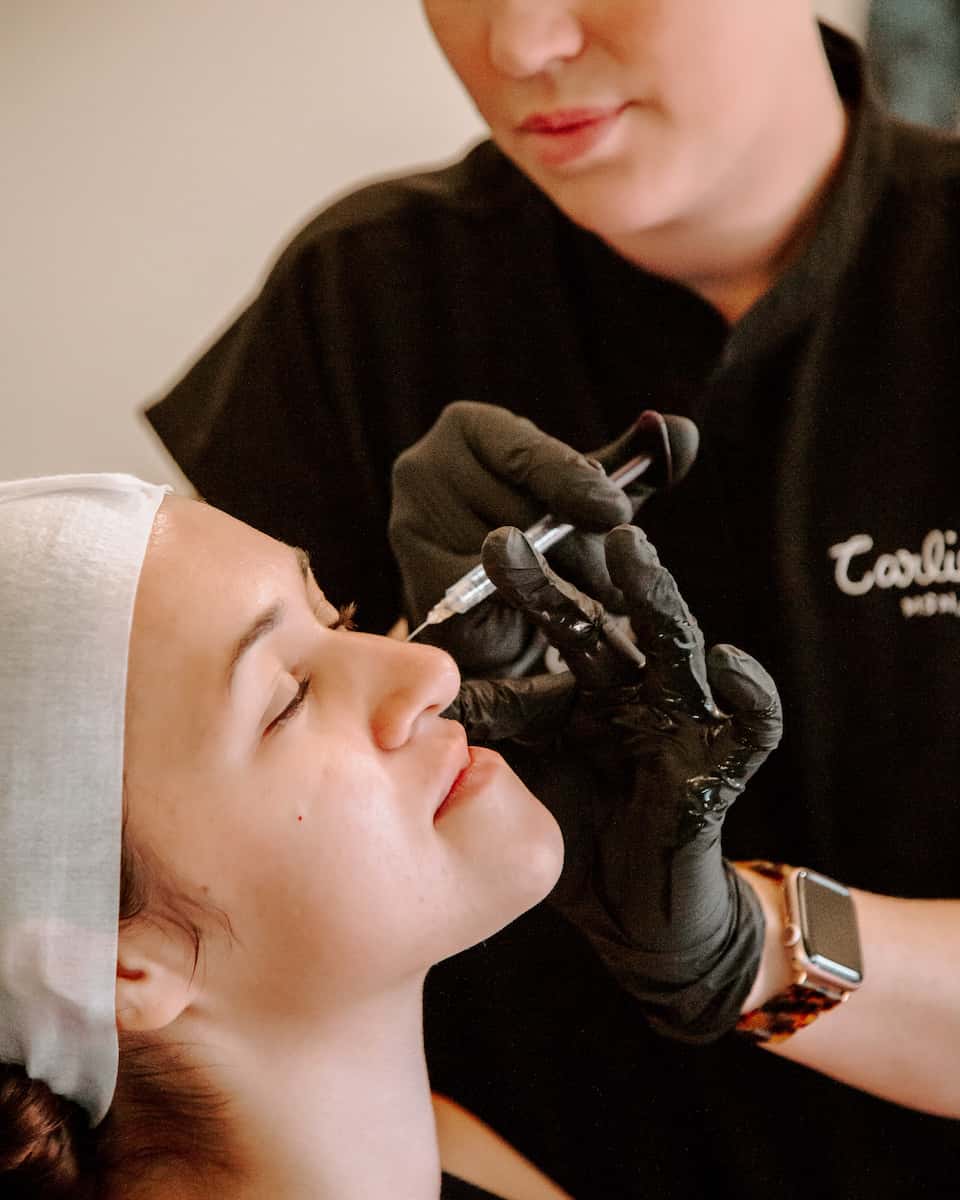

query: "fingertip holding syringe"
xmin=406 ymin=455 xmax=654 ymax=642
xmin=405 ymin=409 xmax=700 ymax=642
xmin=406 ymin=514 xmax=583 ymax=640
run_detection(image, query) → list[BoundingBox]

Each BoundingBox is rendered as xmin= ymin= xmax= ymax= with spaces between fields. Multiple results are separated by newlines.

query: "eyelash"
xmin=265 ymin=602 xmax=357 ymax=735
xmin=332 ymin=601 xmax=357 ymax=632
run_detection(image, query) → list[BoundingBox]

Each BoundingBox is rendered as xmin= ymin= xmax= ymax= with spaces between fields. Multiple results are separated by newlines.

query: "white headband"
xmin=0 ymin=473 xmax=168 ymax=1125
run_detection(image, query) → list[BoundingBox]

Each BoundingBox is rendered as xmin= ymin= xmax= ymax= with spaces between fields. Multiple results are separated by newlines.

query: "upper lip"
xmin=518 ymin=105 xmax=625 ymax=133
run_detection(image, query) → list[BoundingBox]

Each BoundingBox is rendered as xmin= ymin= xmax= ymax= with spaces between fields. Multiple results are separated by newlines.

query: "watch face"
xmin=797 ymin=871 xmax=864 ymax=985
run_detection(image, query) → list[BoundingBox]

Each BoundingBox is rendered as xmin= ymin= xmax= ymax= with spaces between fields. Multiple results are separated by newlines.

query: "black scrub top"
xmin=441 ymin=1172 xmax=504 ymax=1199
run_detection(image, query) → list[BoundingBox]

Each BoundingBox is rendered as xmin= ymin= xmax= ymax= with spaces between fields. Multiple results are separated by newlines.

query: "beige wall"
xmin=1 ymin=3 xmax=867 ymax=484
xmin=818 ymin=0 xmax=871 ymax=40
xmin=1 ymin=2 xmax=484 ymax=483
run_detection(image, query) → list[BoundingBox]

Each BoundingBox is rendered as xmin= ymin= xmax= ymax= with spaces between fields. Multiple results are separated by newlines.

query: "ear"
xmin=115 ymin=917 xmax=196 ymax=1033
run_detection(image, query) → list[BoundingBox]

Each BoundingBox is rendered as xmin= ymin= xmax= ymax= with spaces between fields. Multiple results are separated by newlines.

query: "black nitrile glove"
xmin=471 ymin=524 xmax=783 ymax=1042
xmin=388 ymin=401 xmax=698 ymax=676
xmin=443 ymin=671 xmax=577 ymax=744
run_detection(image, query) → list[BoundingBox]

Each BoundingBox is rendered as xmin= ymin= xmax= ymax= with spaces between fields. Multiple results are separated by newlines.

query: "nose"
xmin=363 ymin=636 xmax=462 ymax=751
xmin=488 ymin=0 xmax=584 ymax=80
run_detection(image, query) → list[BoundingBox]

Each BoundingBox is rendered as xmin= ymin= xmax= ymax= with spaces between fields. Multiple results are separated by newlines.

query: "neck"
xmin=607 ymin=29 xmax=850 ymax=324
xmin=121 ymin=977 xmax=441 ymax=1200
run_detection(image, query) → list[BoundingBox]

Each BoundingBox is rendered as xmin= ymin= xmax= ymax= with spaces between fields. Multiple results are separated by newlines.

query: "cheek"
xmin=238 ymin=757 xmax=447 ymax=982
xmin=422 ymin=7 xmax=490 ymax=101
xmin=659 ymin=10 xmax=777 ymax=130
xmin=607 ymin=1 xmax=744 ymax=121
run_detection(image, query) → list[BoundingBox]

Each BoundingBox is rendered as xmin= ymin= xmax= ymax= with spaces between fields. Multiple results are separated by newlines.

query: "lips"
xmin=518 ymin=106 xmax=624 ymax=134
xmin=434 ymin=747 xmax=474 ymax=822
xmin=516 ymin=104 xmax=628 ymax=168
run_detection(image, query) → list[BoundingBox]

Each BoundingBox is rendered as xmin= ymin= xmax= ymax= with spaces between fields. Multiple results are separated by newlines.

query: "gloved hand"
xmin=450 ymin=523 xmax=782 ymax=1042
xmin=388 ymin=401 xmax=698 ymax=676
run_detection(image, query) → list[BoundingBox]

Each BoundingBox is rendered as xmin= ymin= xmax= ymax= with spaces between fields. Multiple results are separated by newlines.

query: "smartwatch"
xmin=736 ymin=861 xmax=864 ymax=1044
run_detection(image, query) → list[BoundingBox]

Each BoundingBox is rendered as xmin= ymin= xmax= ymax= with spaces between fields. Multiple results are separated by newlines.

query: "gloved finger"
xmin=442 ymin=671 xmax=577 ymax=743
xmin=706 ymin=644 xmax=783 ymax=783
xmin=549 ymin=530 xmax=627 ymax=614
xmin=459 ymin=401 xmax=639 ymax=529
xmin=482 ymin=526 xmax=644 ymax=688
xmin=390 ymin=432 xmax=541 ymax=562
xmin=592 ymin=411 xmax=701 ymax=493
xmin=604 ymin=525 xmax=716 ymax=717
xmin=540 ymin=412 xmax=699 ymax=565
xmin=398 ymin=401 xmax=634 ymax=537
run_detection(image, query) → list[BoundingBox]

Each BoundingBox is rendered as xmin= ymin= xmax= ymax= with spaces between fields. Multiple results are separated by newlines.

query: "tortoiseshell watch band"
xmin=735 ymin=861 xmax=851 ymax=1045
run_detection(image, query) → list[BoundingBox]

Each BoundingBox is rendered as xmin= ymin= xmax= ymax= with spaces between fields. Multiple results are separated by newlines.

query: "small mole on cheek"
xmin=298 ymin=815 xmax=303 ymax=823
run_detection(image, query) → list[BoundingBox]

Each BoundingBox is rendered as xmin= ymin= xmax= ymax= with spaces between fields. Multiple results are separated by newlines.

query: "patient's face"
xmin=124 ymin=497 xmax=562 ymax=1020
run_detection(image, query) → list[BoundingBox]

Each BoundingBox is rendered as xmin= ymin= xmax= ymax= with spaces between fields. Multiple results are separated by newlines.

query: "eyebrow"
xmin=226 ymin=546 xmax=312 ymax=688
xmin=292 ymin=546 xmax=311 ymax=581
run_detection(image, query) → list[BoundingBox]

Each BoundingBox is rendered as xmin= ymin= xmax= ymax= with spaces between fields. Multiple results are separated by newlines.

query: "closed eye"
xmin=266 ymin=673 xmax=312 ymax=735
xmin=265 ymin=603 xmax=357 ymax=736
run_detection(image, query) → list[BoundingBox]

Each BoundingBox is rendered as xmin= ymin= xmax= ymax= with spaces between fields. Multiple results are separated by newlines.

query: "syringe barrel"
xmin=438 ymin=455 xmax=651 ymax=618
xmin=442 ymin=568 xmax=497 ymax=614
xmin=441 ymin=517 xmax=574 ymax=615
xmin=526 ymin=516 xmax=574 ymax=555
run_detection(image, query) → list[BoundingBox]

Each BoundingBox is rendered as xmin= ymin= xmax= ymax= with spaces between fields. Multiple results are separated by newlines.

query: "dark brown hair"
xmin=0 ymin=829 xmax=236 ymax=1199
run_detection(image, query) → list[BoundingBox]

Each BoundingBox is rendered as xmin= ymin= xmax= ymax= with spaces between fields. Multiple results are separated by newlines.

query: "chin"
xmin=556 ymin=179 xmax=667 ymax=242
xmin=530 ymin=152 xmax=693 ymax=246
xmin=487 ymin=790 xmax=565 ymax=932
xmin=519 ymin=803 xmax=565 ymax=898
xmin=439 ymin=764 xmax=565 ymax=956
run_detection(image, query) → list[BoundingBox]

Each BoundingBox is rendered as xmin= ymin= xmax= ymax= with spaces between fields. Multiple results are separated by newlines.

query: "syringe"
xmin=406 ymin=452 xmax=655 ymax=642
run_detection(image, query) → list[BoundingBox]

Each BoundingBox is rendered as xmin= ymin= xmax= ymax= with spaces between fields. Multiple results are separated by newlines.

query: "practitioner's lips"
xmin=516 ymin=104 xmax=629 ymax=167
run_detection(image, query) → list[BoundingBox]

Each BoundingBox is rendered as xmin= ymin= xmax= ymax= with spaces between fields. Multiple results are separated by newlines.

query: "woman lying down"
xmin=0 ymin=474 xmax=781 ymax=1199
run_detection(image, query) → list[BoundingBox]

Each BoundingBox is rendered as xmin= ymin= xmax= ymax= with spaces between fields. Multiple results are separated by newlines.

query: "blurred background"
xmin=1 ymin=1 xmax=953 ymax=485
